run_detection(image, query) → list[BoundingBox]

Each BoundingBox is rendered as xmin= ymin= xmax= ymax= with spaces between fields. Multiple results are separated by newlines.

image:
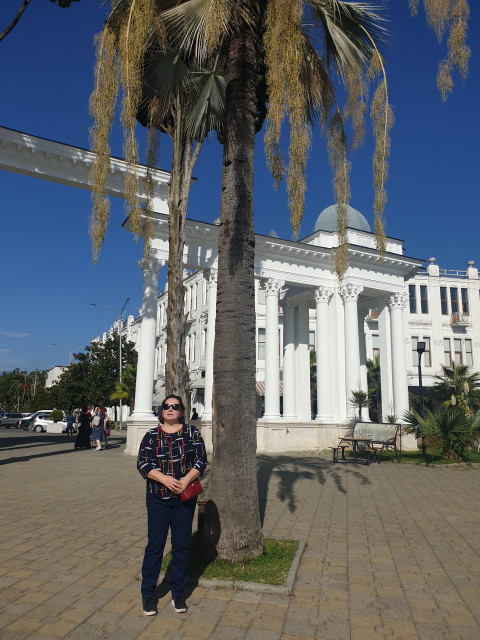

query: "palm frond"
xmin=162 ymin=0 xmax=255 ymax=62
xmin=185 ymin=68 xmax=226 ymax=138
xmin=309 ymin=0 xmax=388 ymax=76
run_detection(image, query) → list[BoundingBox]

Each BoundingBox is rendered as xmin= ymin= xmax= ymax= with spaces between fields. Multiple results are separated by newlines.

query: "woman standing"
xmin=90 ymin=406 xmax=104 ymax=451
xmin=74 ymin=407 xmax=92 ymax=449
xmin=137 ymin=395 xmax=207 ymax=615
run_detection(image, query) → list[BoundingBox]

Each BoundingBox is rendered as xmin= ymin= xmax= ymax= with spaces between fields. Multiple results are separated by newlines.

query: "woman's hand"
xmin=177 ymin=477 xmax=191 ymax=494
xmin=161 ymin=475 xmax=183 ymax=494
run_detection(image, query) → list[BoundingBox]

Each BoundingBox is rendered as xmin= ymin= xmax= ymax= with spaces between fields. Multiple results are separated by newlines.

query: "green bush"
xmin=50 ymin=409 xmax=63 ymax=423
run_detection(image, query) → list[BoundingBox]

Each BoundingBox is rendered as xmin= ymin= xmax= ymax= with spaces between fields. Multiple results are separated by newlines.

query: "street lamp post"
xmin=90 ymin=298 xmax=131 ymax=430
xmin=416 ymin=340 xmax=426 ymax=458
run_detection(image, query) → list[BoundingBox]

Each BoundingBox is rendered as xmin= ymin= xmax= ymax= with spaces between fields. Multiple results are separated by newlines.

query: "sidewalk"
xmin=1 ymin=429 xmax=479 ymax=639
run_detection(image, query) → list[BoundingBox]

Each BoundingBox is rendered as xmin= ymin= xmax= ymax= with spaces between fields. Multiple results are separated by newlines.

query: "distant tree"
xmin=110 ymin=364 xmax=137 ymax=414
xmin=9 ymin=373 xmax=33 ymax=408
xmin=50 ymin=336 xmax=137 ymax=410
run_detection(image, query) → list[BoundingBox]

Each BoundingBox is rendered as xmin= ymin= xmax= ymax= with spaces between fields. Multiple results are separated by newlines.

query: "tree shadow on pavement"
xmin=256 ymin=453 xmax=371 ymax=525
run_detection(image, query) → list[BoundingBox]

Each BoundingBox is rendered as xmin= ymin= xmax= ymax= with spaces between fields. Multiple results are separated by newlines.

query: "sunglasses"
xmin=163 ymin=403 xmax=181 ymax=411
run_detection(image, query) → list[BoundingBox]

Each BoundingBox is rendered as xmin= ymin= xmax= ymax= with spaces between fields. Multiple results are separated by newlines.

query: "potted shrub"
xmin=47 ymin=409 xmax=65 ymax=434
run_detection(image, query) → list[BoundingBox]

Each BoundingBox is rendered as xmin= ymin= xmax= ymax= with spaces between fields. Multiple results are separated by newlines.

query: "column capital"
xmin=339 ymin=283 xmax=363 ymax=302
xmin=389 ymin=291 xmax=408 ymax=310
xmin=264 ymin=278 xmax=285 ymax=296
xmin=314 ymin=286 xmax=334 ymax=304
xmin=138 ymin=256 xmax=165 ymax=277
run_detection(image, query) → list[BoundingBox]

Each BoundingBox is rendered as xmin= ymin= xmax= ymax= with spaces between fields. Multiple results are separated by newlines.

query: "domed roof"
xmin=313 ymin=204 xmax=371 ymax=233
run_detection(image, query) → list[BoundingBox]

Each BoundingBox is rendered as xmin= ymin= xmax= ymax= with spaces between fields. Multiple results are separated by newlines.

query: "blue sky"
xmin=0 ymin=0 xmax=479 ymax=373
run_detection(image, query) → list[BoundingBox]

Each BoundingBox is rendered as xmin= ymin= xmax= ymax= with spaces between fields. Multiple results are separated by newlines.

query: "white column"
xmin=340 ymin=284 xmax=364 ymax=418
xmin=282 ymin=299 xmax=296 ymax=420
xmin=131 ymin=257 xmax=164 ymax=421
xmin=378 ymin=301 xmax=393 ymax=420
xmin=389 ymin=292 xmax=409 ymax=419
xmin=202 ymin=269 xmax=217 ymax=420
xmin=263 ymin=278 xmax=284 ymax=420
xmin=295 ymin=302 xmax=311 ymax=421
xmin=315 ymin=286 xmax=334 ymax=422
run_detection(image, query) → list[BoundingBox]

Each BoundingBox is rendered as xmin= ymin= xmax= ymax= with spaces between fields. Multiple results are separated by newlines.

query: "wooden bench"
xmin=331 ymin=422 xmax=401 ymax=464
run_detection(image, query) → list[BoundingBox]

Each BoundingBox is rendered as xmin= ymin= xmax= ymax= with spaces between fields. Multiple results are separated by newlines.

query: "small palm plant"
xmin=405 ymin=407 xmax=480 ymax=461
xmin=349 ymin=390 xmax=371 ymax=422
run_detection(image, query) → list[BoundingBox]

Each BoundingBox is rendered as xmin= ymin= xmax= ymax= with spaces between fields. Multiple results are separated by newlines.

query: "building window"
xmin=450 ymin=288 xmax=458 ymax=314
xmin=423 ymin=337 xmax=431 ymax=366
xmin=465 ymin=339 xmax=473 ymax=366
xmin=461 ymin=288 xmax=469 ymax=315
xmin=192 ymin=283 xmax=197 ymax=311
xmin=308 ymin=331 xmax=315 ymax=351
xmin=202 ymin=328 xmax=207 ymax=357
xmin=444 ymin=339 xmax=452 ymax=366
xmin=258 ymin=287 xmax=266 ymax=305
xmin=440 ymin=287 xmax=448 ymax=315
xmin=409 ymin=285 xmax=416 ymax=313
xmin=372 ymin=334 xmax=380 ymax=360
xmin=257 ymin=328 xmax=265 ymax=360
xmin=420 ymin=285 xmax=428 ymax=314
xmin=190 ymin=333 xmax=197 ymax=362
xmin=412 ymin=336 xmax=431 ymax=367
xmin=454 ymin=338 xmax=462 ymax=364
xmin=412 ymin=337 xmax=419 ymax=367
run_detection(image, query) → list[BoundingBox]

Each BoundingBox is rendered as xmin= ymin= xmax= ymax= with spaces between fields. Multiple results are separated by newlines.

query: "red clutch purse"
xmin=180 ymin=478 xmax=203 ymax=501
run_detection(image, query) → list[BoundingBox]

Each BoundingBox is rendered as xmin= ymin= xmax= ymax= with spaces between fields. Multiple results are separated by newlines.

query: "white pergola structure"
xmin=125 ymin=207 xmax=422 ymax=454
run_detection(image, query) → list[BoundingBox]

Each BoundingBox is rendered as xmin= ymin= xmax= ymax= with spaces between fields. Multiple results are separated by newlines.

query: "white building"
xmin=95 ymin=204 xmax=478 ymax=455
xmin=45 ymin=366 xmax=68 ymax=388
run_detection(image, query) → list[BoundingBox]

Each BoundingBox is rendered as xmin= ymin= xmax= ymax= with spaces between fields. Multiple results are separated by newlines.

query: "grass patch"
xmin=161 ymin=533 xmax=299 ymax=585
xmin=346 ymin=448 xmax=480 ymax=465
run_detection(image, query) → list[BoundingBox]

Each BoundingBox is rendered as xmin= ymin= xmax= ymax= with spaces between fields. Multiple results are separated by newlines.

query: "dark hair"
xmin=160 ymin=395 xmax=185 ymax=424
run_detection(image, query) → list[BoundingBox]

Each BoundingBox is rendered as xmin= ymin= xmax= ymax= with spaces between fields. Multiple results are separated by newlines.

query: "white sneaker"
xmin=95 ymin=446 xmax=102 ymax=451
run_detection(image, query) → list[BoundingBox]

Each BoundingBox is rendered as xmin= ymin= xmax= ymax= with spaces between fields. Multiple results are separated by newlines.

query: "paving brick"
xmin=2 ymin=440 xmax=480 ymax=640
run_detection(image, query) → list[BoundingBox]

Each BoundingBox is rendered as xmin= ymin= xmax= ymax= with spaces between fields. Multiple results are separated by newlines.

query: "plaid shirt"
xmin=137 ymin=423 xmax=207 ymax=499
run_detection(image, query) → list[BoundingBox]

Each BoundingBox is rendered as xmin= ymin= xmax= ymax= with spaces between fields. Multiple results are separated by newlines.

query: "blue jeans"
xmin=141 ymin=492 xmax=197 ymax=598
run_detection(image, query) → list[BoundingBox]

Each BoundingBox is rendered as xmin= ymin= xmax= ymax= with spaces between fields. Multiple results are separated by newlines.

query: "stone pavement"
xmin=1 ymin=428 xmax=480 ymax=640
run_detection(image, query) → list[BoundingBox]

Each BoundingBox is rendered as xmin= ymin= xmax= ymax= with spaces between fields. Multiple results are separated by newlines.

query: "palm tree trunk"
xmin=202 ymin=24 xmax=263 ymax=561
xmin=165 ymin=97 xmax=202 ymax=419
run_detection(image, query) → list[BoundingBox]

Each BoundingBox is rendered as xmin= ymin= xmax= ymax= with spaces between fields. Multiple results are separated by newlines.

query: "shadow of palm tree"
xmin=256 ymin=453 xmax=371 ymax=524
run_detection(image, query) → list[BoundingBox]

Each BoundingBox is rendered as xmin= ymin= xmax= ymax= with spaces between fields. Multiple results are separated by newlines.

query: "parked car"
xmin=0 ymin=412 xmax=23 ymax=428
xmin=19 ymin=412 xmax=38 ymax=430
xmin=20 ymin=410 xmax=53 ymax=431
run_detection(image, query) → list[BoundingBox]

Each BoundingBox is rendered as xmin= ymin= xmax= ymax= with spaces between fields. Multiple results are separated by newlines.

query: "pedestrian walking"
xmin=65 ymin=410 xmax=75 ymax=436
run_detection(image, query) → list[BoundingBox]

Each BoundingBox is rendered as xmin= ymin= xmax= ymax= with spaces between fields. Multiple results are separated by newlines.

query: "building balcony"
xmin=451 ymin=312 xmax=470 ymax=326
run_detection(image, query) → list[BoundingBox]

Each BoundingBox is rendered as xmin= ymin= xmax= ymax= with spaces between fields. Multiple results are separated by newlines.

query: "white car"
xmin=31 ymin=411 xmax=67 ymax=433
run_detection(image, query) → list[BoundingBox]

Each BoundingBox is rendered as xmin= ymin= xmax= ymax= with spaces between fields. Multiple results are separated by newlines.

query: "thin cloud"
xmin=0 ymin=329 xmax=31 ymax=338
xmin=0 ymin=348 xmax=11 ymax=352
